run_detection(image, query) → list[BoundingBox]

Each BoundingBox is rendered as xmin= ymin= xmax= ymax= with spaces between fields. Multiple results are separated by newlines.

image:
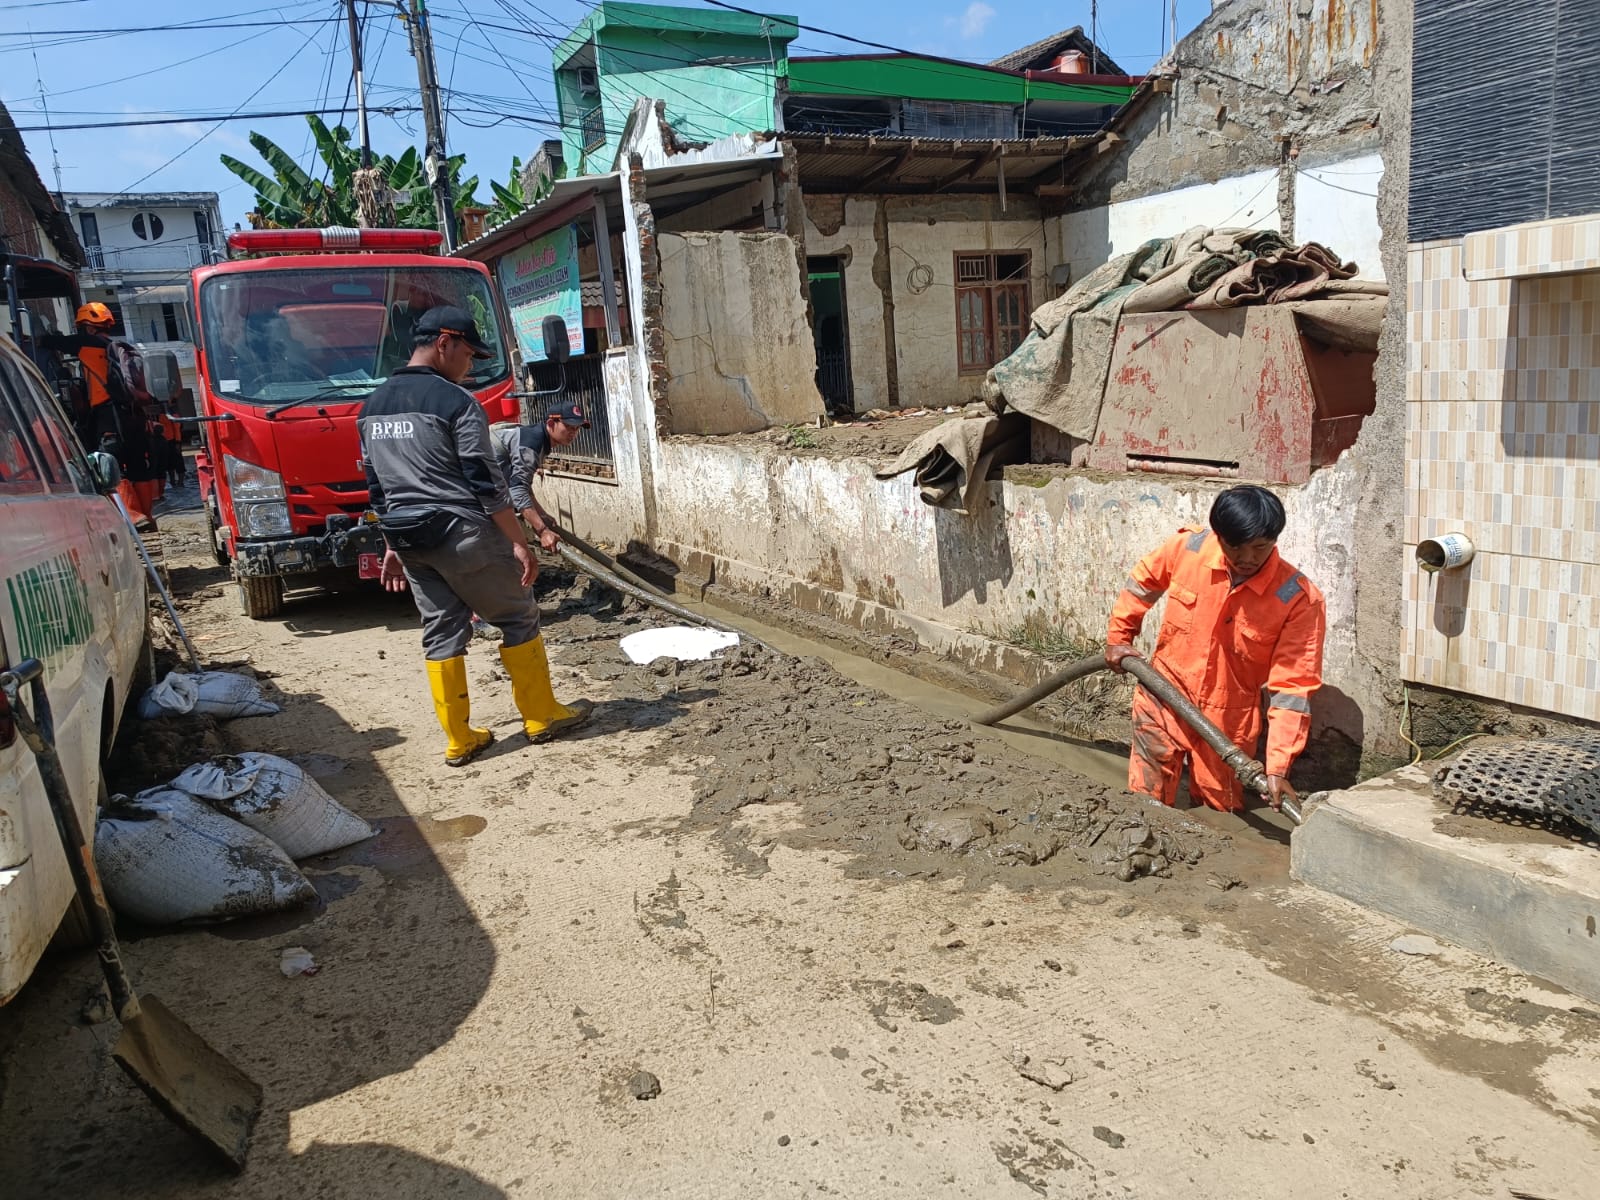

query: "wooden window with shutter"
xmin=953 ymin=251 xmax=1031 ymax=374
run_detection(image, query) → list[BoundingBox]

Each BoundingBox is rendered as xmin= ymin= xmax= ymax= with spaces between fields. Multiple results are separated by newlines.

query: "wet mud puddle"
xmin=664 ymin=594 xmax=1130 ymax=790
xmin=560 ymin=591 xmax=1257 ymax=898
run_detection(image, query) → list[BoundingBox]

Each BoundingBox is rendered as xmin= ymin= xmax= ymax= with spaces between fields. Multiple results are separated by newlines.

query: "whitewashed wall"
xmin=1293 ymin=153 xmax=1386 ymax=280
xmin=1054 ymin=169 xmax=1281 ymax=287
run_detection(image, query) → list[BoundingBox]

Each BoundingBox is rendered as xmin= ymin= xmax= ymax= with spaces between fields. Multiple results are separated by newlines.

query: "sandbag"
xmin=173 ymin=753 xmax=375 ymax=859
xmin=94 ymin=788 xmax=316 ymax=925
xmin=137 ymin=670 xmax=281 ymax=720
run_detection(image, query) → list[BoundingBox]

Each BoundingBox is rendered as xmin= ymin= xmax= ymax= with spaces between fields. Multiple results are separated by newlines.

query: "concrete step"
xmin=1291 ymin=764 xmax=1600 ymax=1004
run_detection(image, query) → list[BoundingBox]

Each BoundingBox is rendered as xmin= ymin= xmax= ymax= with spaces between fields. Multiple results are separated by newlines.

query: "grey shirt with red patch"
xmin=488 ymin=422 xmax=551 ymax=513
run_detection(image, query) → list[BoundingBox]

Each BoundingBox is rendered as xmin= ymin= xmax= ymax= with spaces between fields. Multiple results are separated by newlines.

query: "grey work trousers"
xmin=398 ymin=514 xmax=540 ymax=659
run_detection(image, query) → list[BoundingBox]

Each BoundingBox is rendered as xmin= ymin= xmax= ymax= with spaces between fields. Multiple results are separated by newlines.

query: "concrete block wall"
xmin=656 ymin=230 xmax=824 ymax=434
xmin=643 ymin=437 xmax=1369 ymax=779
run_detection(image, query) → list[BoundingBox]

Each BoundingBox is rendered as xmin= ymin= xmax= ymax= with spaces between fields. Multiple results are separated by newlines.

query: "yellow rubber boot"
xmin=499 ymin=636 xmax=593 ymax=744
xmin=426 ymin=657 xmax=494 ymax=766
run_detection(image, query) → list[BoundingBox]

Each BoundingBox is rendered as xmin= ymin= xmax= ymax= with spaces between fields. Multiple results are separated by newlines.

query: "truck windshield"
xmin=197 ymin=265 xmax=509 ymax=404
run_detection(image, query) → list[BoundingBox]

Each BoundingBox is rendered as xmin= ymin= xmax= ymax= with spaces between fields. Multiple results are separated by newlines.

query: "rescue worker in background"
xmin=158 ymin=407 xmax=186 ymax=487
xmin=359 ymin=305 xmax=592 ymax=767
xmin=41 ymin=302 xmax=120 ymax=447
xmin=1104 ymin=485 xmax=1325 ymax=814
xmin=488 ymin=401 xmax=591 ymax=552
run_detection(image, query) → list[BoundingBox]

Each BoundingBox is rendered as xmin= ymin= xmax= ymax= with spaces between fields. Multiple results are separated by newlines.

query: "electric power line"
xmin=0 ymin=17 xmax=339 ymax=37
xmin=104 ymin=23 xmax=331 ymax=198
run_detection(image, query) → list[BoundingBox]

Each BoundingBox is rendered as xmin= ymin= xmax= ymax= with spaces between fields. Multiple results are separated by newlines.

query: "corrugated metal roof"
xmin=782 ymin=131 xmax=1100 ymax=194
xmin=456 ymin=152 xmax=784 ymax=261
xmin=987 ymin=27 xmax=1128 ymax=76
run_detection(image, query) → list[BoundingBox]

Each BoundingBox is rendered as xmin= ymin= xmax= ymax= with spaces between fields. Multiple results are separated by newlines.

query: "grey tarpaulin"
xmin=875 ymin=412 xmax=1028 ymax=511
xmin=982 ymin=226 xmax=1389 ymax=442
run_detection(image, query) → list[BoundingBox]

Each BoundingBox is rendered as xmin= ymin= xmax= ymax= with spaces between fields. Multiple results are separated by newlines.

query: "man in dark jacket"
xmin=359 ymin=305 xmax=591 ymax=766
xmin=487 ymin=400 xmax=590 ymax=551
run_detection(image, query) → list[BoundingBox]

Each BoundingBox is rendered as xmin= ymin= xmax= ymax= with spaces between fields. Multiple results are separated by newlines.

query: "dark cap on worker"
xmin=548 ymin=401 xmax=591 ymax=428
xmin=416 ymin=305 xmax=493 ymax=358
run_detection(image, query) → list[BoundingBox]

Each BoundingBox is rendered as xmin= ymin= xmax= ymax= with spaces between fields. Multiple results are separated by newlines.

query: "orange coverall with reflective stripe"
xmin=1107 ymin=527 xmax=1326 ymax=812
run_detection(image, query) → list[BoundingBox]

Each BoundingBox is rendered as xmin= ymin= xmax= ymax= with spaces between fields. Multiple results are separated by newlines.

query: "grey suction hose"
xmin=551 ymin=539 xmax=785 ymax=657
xmin=972 ymin=652 xmax=1305 ymax=825
xmin=971 ymin=654 xmax=1107 ymax=728
xmin=548 ymin=521 xmax=662 ymax=597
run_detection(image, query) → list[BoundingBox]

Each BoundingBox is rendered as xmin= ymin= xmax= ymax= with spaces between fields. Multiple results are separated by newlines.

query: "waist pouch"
xmin=377 ymin=506 xmax=457 ymax=551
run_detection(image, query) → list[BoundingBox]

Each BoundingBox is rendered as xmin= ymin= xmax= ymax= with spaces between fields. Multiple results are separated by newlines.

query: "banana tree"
xmin=223 ymin=115 xmax=481 ymax=230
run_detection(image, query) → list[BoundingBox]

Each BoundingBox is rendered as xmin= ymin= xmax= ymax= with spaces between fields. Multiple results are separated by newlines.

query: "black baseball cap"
xmin=416 ymin=305 xmax=493 ymax=358
xmin=547 ymin=401 xmax=591 ymax=428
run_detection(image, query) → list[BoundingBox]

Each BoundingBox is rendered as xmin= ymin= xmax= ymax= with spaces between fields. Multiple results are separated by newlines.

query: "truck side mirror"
xmin=541 ymin=316 xmax=571 ymax=365
xmin=87 ymin=450 xmax=121 ymax=495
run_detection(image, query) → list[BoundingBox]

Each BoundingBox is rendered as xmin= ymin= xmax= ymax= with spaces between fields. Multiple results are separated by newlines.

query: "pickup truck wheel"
xmin=238 ymin=573 xmax=284 ymax=619
xmin=203 ymin=497 xmax=229 ymax=567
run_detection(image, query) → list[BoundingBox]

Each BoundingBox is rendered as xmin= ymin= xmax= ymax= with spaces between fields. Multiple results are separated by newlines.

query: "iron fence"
xmin=815 ymin=347 xmax=852 ymax=414
xmin=525 ymin=354 xmax=615 ymax=473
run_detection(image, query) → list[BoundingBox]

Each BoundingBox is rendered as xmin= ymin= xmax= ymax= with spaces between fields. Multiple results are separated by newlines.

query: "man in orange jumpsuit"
xmin=1105 ymin=485 xmax=1325 ymax=813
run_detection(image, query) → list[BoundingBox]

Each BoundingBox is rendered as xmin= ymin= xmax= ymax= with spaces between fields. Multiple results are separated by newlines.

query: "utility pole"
xmin=400 ymin=0 xmax=457 ymax=250
xmin=344 ymin=0 xmax=381 ymax=227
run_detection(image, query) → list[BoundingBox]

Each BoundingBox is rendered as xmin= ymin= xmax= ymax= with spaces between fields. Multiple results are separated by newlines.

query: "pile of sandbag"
xmin=137 ymin=670 xmax=280 ymax=720
xmin=95 ymin=753 xmax=374 ymax=925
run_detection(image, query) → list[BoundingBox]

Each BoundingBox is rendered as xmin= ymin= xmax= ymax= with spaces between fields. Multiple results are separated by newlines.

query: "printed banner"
xmin=497 ymin=224 xmax=584 ymax=363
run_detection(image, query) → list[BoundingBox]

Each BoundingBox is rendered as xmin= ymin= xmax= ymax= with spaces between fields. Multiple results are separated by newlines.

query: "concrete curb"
xmin=1291 ymin=765 xmax=1600 ymax=1003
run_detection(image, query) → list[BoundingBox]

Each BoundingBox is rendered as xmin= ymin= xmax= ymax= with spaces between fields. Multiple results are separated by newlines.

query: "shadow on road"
xmin=0 ymin=566 xmax=507 ymax=1197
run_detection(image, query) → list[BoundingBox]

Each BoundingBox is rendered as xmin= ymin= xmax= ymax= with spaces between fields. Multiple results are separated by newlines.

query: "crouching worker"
xmin=489 ymin=401 xmax=590 ymax=551
xmin=359 ymin=305 xmax=592 ymax=767
xmin=1104 ymin=485 xmax=1325 ymax=813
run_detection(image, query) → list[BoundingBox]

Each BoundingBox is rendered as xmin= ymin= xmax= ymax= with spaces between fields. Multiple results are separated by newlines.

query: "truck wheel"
xmin=238 ymin=573 xmax=284 ymax=619
xmin=203 ymin=498 xmax=229 ymax=567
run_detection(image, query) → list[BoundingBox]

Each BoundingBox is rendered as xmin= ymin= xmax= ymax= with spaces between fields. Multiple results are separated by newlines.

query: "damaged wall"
xmin=657 ymin=230 xmax=825 ymax=434
xmin=803 ymin=194 xmax=1050 ymax=413
xmin=1058 ymin=0 xmax=1383 ymax=283
xmin=647 ymin=439 xmax=1369 ymax=785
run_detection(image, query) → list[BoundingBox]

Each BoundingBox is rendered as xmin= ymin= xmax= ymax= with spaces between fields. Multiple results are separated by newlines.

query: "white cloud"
xmin=957 ymin=2 xmax=996 ymax=39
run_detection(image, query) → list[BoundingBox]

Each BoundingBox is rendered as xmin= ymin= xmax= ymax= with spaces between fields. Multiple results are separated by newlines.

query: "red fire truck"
xmin=190 ymin=227 xmax=517 ymax=617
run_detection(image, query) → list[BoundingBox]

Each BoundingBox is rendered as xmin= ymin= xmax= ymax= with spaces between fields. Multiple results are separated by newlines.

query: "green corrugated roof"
xmin=555 ymin=2 xmax=797 ymax=68
xmin=784 ymin=55 xmax=1135 ymax=106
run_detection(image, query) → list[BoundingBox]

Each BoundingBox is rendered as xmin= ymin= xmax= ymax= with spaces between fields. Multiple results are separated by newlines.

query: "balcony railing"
xmin=81 ymin=241 xmax=221 ymax=275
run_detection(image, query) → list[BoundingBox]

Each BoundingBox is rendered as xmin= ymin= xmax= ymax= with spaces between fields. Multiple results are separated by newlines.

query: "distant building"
xmin=62 ymin=190 xmax=224 ymax=401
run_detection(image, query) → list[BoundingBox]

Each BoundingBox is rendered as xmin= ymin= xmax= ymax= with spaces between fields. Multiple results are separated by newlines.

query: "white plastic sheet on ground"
xmin=137 ymin=670 xmax=281 ymax=720
xmin=619 ymin=626 xmax=740 ymax=665
xmin=94 ymin=788 xmax=315 ymax=925
xmin=172 ymin=753 xmax=375 ymax=859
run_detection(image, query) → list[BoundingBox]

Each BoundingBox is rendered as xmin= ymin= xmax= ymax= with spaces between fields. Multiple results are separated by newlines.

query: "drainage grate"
xmin=1435 ymin=734 xmax=1600 ymax=834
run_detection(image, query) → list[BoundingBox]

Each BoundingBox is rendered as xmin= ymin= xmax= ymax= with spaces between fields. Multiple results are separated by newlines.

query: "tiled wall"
xmin=1404 ymin=220 xmax=1600 ymax=722
xmin=1463 ymin=214 xmax=1600 ymax=282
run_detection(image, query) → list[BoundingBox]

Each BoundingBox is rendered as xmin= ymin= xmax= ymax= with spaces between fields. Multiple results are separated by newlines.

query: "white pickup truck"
xmin=0 ymin=332 xmax=148 ymax=1003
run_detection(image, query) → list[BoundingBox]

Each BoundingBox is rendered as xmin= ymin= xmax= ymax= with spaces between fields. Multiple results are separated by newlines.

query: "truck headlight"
xmin=224 ymin=454 xmax=286 ymax=501
xmin=224 ymin=456 xmax=290 ymax=538
xmin=235 ymin=500 xmax=292 ymax=538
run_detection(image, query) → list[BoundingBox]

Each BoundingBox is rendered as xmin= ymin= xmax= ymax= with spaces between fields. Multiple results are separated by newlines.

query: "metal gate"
xmin=524 ymin=355 xmax=614 ymax=472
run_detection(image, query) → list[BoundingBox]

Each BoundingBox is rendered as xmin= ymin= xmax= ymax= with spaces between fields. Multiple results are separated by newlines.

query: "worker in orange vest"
xmin=1105 ymin=485 xmax=1325 ymax=814
xmin=42 ymin=303 xmax=121 ymax=442
xmin=43 ymin=303 xmax=160 ymax=520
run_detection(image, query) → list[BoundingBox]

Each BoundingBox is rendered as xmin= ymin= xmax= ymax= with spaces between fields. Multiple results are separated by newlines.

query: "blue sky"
xmin=2 ymin=1 xmax=1213 ymax=231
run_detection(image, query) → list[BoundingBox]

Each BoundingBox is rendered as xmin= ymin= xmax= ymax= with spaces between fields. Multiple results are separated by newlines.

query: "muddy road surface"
xmin=2 ymin=513 xmax=1597 ymax=1199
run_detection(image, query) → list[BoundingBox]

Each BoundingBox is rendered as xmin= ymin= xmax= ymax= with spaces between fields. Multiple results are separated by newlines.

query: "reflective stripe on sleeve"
xmin=1268 ymin=692 xmax=1312 ymax=714
xmin=1122 ymin=576 xmax=1162 ymax=602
